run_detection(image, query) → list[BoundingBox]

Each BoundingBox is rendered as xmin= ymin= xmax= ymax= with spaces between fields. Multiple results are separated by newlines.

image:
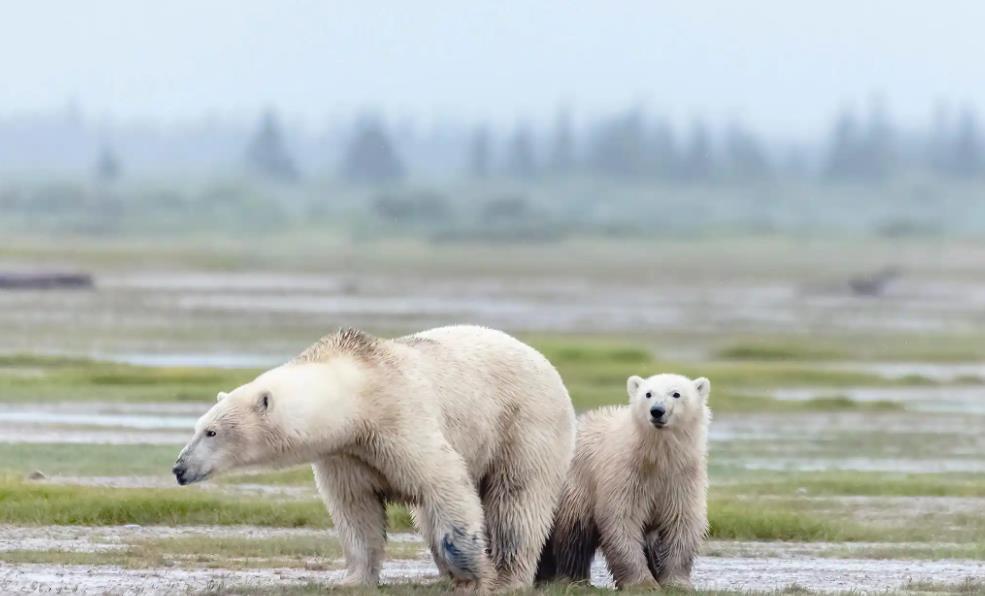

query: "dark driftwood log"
xmin=0 ymin=272 xmax=94 ymax=290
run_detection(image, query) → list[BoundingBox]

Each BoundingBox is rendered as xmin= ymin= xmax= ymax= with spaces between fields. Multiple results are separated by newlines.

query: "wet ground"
xmin=6 ymin=241 xmax=985 ymax=357
xmin=1 ymin=526 xmax=982 ymax=594
xmin=2 ymin=240 xmax=984 ymax=594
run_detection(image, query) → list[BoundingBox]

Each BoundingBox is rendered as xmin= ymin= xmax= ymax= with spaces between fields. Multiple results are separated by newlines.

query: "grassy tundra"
xmin=1 ymin=236 xmax=983 ymax=593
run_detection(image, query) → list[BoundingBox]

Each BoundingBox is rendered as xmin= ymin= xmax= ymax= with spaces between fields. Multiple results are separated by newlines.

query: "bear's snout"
xmin=172 ymin=461 xmax=189 ymax=485
xmin=650 ymin=405 xmax=667 ymax=426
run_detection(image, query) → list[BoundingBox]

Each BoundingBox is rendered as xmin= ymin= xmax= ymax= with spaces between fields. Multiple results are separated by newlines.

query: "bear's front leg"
xmin=597 ymin=510 xmax=658 ymax=590
xmin=647 ymin=479 xmax=706 ymax=591
xmin=645 ymin=527 xmax=696 ymax=591
xmin=411 ymin=457 xmax=494 ymax=592
xmin=313 ymin=456 xmax=387 ymax=586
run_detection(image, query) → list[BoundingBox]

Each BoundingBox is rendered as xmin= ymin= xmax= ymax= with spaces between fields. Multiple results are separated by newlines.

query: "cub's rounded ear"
xmin=626 ymin=375 xmax=644 ymax=400
xmin=693 ymin=377 xmax=711 ymax=401
xmin=216 ymin=391 xmax=229 ymax=402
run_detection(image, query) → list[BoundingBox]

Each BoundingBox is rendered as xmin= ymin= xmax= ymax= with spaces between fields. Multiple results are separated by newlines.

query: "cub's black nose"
xmin=172 ymin=464 xmax=187 ymax=485
xmin=650 ymin=405 xmax=666 ymax=419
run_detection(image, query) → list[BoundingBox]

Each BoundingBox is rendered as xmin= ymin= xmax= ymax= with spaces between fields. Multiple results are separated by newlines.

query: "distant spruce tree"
xmin=468 ymin=126 xmax=491 ymax=179
xmin=679 ymin=120 xmax=715 ymax=182
xmin=649 ymin=119 xmax=679 ymax=180
xmin=860 ymin=96 xmax=895 ymax=181
xmin=949 ymin=107 xmax=982 ymax=177
xmin=341 ymin=115 xmax=405 ymax=184
xmin=928 ymin=101 xmax=953 ymax=173
xmin=825 ymin=100 xmax=896 ymax=182
xmin=506 ymin=123 xmax=537 ymax=179
xmin=549 ymin=107 xmax=575 ymax=174
xmin=95 ymin=144 xmax=122 ymax=182
xmin=245 ymin=110 xmax=299 ymax=182
xmin=589 ymin=109 xmax=646 ymax=178
xmin=825 ymin=107 xmax=862 ymax=180
xmin=724 ymin=122 xmax=772 ymax=180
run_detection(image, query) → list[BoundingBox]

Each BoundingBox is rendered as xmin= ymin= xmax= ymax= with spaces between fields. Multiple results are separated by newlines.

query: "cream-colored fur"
xmin=537 ymin=373 xmax=710 ymax=590
xmin=174 ymin=326 xmax=576 ymax=592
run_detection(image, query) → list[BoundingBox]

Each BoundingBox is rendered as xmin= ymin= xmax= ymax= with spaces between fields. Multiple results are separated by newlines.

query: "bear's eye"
xmin=645 ymin=391 xmax=652 ymax=399
xmin=206 ymin=429 xmax=217 ymax=438
xmin=672 ymin=392 xmax=681 ymax=399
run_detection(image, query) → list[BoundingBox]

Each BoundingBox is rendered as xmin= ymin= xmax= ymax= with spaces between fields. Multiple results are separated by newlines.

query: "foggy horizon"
xmin=4 ymin=1 xmax=985 ymax=140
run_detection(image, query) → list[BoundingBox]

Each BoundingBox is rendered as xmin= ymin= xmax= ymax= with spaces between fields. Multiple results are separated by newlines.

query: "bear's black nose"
xmin=172 ymin=464 xmax=187 ymax=485
xmin=650 ymin=405 xmax=666 ymax=419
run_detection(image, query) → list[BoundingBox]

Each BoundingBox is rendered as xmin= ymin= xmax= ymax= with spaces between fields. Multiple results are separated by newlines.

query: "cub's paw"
xmin=661 ymin=576 xmax=695 ymax=592
xmin=338 ymin=572 xmax=377 ymax=587
xmin=620 ymin=576 xmax=660 ymax=590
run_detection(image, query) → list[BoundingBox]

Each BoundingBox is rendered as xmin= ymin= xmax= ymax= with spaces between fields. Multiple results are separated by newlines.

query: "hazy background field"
xmin=1 ymin=2 xmax=984 ymax=594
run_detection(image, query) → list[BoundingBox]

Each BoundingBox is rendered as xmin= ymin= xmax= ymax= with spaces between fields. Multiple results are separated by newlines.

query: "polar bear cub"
xmin=538 ymin=373 xmax=710 ymax=590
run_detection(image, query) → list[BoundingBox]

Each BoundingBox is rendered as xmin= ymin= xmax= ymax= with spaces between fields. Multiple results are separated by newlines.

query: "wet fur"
xmin=537 ymin=374 xmax=710 ymax=590
xmin=292 ymin=326 xmax=575 ymax=591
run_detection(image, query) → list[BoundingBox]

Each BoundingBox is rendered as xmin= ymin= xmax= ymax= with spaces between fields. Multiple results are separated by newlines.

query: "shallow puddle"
xmin=1 ymin=554 xmax=981 ymax=594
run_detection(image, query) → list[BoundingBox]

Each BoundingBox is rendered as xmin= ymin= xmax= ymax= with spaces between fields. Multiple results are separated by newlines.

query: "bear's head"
xmin=626 ymin=373 xmax=710 ymax=432
xmin=172 ymin=357 xmax=367 ymax=485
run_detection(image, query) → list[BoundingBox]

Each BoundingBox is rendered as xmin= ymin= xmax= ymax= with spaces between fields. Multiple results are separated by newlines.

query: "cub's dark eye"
xmin=645 ymin=392 xmax=652 ymax=399
xmin=672 ymin=392 xmax=681 ymax=399
xmin=206 ymin=429 xmax=217 ymax=438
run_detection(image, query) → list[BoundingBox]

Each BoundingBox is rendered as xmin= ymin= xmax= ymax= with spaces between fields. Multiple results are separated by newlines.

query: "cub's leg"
xmin=648 ymin=474 xmax=707 ymax=590
xmin=597 ymin=507 xmax=658 ymax=589
xmin=312 ymin=455 xmax=387 ymax=586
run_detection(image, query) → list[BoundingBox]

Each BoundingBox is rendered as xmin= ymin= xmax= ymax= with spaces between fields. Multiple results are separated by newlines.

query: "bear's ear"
xmin=626 ymin=375 xmax=644 ymax=400
xmin=216 ymin=391 xmax=229 ymax=402
xmin=693 ymin=377 xmax=711 ymax=402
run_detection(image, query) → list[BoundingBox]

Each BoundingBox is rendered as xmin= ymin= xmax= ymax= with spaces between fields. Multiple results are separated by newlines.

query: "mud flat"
xmin=0 ymin=555 xmax=981 ymax=594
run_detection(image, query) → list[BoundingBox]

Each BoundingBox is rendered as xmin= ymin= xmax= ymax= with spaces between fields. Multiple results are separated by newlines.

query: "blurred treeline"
xmin=2 ymin=100 xmax=983 ymax=240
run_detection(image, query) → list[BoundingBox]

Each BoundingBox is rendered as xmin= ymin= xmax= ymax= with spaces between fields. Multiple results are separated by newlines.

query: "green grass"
xmin=716 ymin=334 xmax=985 ymax=363
xmin=717 ymin=342 xmax=846 ymax=362
xmin=0 ymin=356 xmax=258 ymax=403
xmin=707 ymin=498 xmax=872 ymax=542
xmin=711 ymin=392 xmax=903 ymax=413
xmin=0 ymin=477 xmax=908 ymax=543
xmin=715 ymin=471 xmax=985 ymax=498
xmin=0 ymin=443 xmax=179 ymax=477
xmin=902 ymin=578 xmax=985 ymax=594
xmin=0 ymin=477 xmax=414 ymax=529
xmin=0 ymin=478 xmax=329 ymax=527
xmin=0 ymin=348 xmax=934 ymax=415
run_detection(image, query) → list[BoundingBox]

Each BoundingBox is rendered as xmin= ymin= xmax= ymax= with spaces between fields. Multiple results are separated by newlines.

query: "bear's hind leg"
xmin=482 ymin=453 xmax=568 ymax=589
xmin=313 ymin=456 xmax=387 ymax=586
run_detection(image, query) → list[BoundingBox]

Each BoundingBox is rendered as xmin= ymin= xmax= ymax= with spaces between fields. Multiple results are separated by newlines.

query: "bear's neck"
xmin=634 ymin=415 xmax=706 ymax=467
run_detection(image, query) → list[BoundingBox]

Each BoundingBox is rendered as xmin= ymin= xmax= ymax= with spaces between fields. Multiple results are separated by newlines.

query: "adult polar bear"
xmin=173 ymin=325 xmax=576 ymax=591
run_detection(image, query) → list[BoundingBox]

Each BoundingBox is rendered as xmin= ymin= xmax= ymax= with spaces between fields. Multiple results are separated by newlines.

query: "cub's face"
xmin=172 ymin=360 xmax=365 ymax=485
xmin=626 ymin=373 xmax=710 ymax=431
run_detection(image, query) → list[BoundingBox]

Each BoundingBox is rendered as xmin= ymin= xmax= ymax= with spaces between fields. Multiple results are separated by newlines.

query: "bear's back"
xmin=390 ymin=325 xmax=574 ymax=479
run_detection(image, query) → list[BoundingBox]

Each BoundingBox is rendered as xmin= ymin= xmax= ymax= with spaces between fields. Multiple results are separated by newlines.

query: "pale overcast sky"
xmin=1 ymin=1 xmax=983 ymax=137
